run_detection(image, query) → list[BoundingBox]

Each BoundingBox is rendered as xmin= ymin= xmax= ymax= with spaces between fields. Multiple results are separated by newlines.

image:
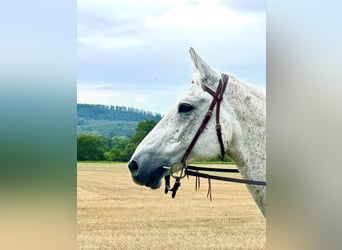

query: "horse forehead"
xmin=183 ymin=84 xmax=208 ymax=101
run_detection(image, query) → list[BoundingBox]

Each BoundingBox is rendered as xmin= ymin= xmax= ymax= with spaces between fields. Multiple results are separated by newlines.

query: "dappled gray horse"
xmin=128 ymin=48 xmax=266 ymax=217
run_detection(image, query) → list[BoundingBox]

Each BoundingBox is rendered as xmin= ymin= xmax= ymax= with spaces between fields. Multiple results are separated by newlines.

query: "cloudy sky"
xmin=77 ymin=0 xmax=265 ymax=115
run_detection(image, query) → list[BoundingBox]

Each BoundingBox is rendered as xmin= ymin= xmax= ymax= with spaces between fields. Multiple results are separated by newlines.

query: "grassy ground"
xmin=77 ymin=162 xmax=266 ymax=249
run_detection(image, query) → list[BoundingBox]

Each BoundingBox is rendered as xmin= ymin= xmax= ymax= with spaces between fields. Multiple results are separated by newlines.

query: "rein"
xmin=164 ymin=73 xmax=266 ymax=199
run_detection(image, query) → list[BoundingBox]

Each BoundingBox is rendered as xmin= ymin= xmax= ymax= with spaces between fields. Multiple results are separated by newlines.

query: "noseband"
xmin=164 ymin=73 xmax=266 ymax=199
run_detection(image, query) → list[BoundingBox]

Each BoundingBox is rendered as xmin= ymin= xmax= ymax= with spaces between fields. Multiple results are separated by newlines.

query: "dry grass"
xmin=77 ymin=162 xmax=266 ymax=249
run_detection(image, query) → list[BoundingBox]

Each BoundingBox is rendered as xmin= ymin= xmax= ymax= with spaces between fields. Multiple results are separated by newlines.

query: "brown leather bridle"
xmin=164 ymin=73 xmax=266 ymax=199
xmin=181 ymin=73 xmax=229 ymax=164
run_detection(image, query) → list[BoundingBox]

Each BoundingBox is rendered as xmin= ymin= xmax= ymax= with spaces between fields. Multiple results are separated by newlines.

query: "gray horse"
xmin=128 ymin=48 xmax=266 ymax=217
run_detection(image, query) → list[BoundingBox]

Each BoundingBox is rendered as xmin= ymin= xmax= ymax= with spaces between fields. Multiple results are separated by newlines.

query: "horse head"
xmin=128 ymin=48 xmax=235 ymax=189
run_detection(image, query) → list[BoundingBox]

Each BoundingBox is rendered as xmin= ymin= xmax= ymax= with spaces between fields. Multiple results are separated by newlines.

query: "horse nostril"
xmin=128 ymin=160 xmax=139 ymax=176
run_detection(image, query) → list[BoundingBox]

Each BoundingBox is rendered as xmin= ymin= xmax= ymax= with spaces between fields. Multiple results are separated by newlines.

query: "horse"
xmin=128 ymin=48 xmax=266 ymax=217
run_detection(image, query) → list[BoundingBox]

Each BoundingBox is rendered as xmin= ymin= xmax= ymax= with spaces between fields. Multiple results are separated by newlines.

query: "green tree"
xmin=111 ymin=136 xmax=129 ymax=150
xmin=77 ymin=134 xmax=109 ymax=160
xmin=120 ymin=120 xmax=158 ymax=161
xmin=105 ymin=120 xmax=158 ymax=162
xmin=77 ymin=120 xmax=158 ymax=162
xmin=130 ymin=120 xmax=157 ymax=144
xmin=104 ymin=148 xmax=121 ymax=161
xmin=119 ymin=142 xmax=137 ymax=161
xmin=104 ymin=137 xmax=130 ymax=161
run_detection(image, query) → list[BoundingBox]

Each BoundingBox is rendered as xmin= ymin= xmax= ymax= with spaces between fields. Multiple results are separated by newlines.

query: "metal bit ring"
xmin=170 ymin=161 xmax=187 ymax=179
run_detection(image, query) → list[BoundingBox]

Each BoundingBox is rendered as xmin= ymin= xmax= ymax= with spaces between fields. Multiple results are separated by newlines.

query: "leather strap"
xmin=185 ymin=169 xmax=266 ymax=186
xmin=181 ymin=74 xmax=229 ymax=164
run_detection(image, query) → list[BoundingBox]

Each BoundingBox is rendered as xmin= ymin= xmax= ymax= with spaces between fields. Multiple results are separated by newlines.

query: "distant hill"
xmin=77 ymin=104 xmax=162 ymax=138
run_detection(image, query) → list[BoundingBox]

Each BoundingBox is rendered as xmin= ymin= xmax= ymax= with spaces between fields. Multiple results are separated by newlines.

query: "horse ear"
xmin=189 ymin=47 xmax=220 ymax=88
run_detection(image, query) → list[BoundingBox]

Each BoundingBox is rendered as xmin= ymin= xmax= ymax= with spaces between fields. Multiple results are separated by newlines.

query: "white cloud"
xmin=77 ymin=80 xmax=186 ymax=114
xmin=78 ymin=28 xmax=142 ymax=50
xmin=77 ymin=0 xmax=266 ymax=112
xmin=78 ymin=0 xmax=264 ymax=53
xmin=145 ymin=1 xmax=260 ymax=30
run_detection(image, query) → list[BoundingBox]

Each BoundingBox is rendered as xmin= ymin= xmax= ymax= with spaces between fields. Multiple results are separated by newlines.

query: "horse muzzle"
xmin=128 ymin=160 xmax=168 ymax=189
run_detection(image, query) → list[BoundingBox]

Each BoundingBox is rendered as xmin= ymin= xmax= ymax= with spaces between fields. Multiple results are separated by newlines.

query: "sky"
xmin=77 ymin=0 xmax=265 ymax=115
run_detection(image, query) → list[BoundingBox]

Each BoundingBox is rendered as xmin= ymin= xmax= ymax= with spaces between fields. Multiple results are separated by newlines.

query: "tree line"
xmin=77 ymin=120 xmax=157 ymax=161
xmin=78 ymin=104 xmax=162 ymax=122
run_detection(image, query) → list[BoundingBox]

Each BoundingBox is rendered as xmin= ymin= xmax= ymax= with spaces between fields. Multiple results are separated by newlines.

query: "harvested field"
xmin=77 ymin=162 xmax=265 ymax=249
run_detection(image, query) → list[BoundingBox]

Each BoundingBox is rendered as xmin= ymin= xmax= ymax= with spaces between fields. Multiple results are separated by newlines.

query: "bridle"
xmin=164 ymin=73 xmax=266 ymax=199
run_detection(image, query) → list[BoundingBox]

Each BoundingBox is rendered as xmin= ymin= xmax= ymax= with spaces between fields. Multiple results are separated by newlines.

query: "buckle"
xmin=216 ymin=123 xmax=221 ymax=131
xmin=205 ymin=110 xmax=213 ymax=118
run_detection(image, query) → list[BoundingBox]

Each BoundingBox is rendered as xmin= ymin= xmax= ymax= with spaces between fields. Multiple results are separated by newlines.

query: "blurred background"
xmin=1 ymin=0 xmax=342 ymax=249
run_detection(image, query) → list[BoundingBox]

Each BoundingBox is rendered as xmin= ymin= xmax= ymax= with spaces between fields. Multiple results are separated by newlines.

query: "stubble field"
xmin=77 ymin=162 xmax=265 ymax=249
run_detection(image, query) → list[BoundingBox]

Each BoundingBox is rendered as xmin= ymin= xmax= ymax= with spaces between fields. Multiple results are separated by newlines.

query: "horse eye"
xmin=178 ymin=103 xmax=194 ymax=113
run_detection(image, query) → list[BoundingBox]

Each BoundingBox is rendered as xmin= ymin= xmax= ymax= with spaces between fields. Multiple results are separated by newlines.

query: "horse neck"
xmin=224 ymin=76 xmax=266 ymax=182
